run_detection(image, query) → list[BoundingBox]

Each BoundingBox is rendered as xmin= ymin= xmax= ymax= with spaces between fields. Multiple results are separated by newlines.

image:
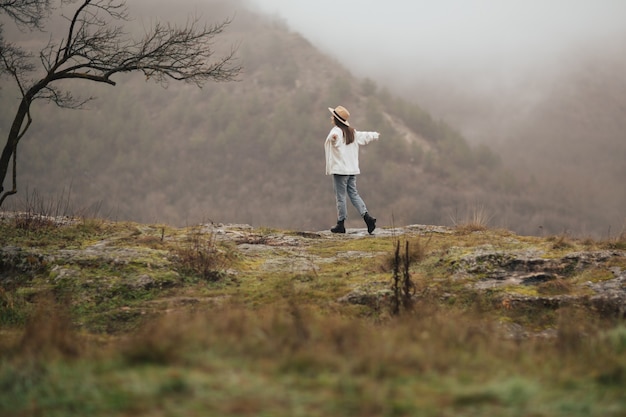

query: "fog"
xmin=250 ymin=0 xmax=626 ymax=141
xmin=249 ymin=0 xmax=626 ymax=80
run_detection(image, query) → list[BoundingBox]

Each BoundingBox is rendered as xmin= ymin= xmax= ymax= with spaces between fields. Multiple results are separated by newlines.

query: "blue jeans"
xmin=333 ymin=174 xmax=367 ymax=221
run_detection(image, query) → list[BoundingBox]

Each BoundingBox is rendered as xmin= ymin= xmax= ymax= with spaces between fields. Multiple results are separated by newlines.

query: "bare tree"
xmin=0 ymin=0 xmax=51 ymax=28
xmin=0 ymin=0 xmax=241 ymax=206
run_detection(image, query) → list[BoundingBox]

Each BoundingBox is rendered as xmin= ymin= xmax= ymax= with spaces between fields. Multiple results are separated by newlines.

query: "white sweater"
xmin=325 ymin=126 xmax=379 ymax=175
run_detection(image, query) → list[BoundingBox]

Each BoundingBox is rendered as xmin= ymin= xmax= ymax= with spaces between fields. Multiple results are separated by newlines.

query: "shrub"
xmin=172 ymin=227 xmax=231 ymax=282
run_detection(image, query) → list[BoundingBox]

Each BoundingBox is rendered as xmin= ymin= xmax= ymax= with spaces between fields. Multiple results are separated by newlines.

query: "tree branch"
xmin=0 ymin=0 xmax=52 ymax=29
xmin=1 ymin=0 xmax=241 ymax=205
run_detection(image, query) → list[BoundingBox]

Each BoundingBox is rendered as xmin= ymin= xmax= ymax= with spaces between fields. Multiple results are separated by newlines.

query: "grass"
xmin=1 ymin=300 xmax=624 ymax=417
xmin=548 ymin=234 xmax=576 ymax=251
xmin=450 ymin=204 xmax=493 ymax=233
xmin=0 ymin=213 xmax=625 ymax=416
xmin=171 ymin=225 xmax=234 ymax=283
xmin=603 ymin=229 xmax=626 ymax=250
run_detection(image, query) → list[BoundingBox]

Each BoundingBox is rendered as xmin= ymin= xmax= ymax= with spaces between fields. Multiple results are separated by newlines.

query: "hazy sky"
xmin=249 ymin=0 xmax=626 ymax=83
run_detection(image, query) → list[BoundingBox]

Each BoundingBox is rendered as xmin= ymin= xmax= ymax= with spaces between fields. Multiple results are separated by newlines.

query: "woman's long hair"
xmin=334 ymin=117 xmax=355 ymax=144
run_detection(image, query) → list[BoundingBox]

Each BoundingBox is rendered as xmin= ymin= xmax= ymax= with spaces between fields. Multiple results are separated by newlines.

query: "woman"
xmin=325 ymin=105 xmax=380 ymax=234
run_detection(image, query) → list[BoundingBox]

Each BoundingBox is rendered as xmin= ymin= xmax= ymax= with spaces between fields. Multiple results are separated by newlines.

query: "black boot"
xmin=363 ymin=212 xmax=376 ymax=234
xmin=331 ymin=219 xmax=345 ymax=233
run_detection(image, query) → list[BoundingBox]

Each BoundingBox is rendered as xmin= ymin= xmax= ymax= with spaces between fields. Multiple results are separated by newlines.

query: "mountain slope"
xmin=2 ymin=1 xmax=523 ymax=232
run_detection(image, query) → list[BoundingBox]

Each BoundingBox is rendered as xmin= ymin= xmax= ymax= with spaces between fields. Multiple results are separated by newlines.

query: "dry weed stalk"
xmin=390 ymin=239 xmax=417 ymax=316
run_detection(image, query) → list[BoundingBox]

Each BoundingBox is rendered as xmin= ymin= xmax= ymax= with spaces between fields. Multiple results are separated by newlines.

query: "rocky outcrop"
xmin=2 ymin=220 xmax=625 ymax=324
xmin=450 ymin=246 xmax=626 ymax=318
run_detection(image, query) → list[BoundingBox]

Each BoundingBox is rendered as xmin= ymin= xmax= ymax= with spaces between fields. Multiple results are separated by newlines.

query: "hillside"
xmin=393 ymin=40 xmax=626 ymax=238
xmin=500 ymin=47 xmax=626 ymax=237
xmin=1 ymin=213 xmax=625 ymax=415
xmin=2 ymin=0 xmax=533 ymax=235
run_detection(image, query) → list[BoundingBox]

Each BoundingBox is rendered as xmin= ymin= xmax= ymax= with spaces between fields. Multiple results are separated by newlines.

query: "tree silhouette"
xmin=0 ymin=0 xmax=240 ymax=206
xmin=0 ymin=0 xmax=50 ymax=29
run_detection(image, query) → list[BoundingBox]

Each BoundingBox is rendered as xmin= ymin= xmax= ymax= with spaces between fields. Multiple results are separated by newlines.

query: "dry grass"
xmin=548 ymin=234 xmax=576 ymax=250
xmin=15 ymin=293 xmax=83 ymax=360
xmin=12 ymin=213 xmax=57 ymax=231
xmin=604 ymin=228 xmax=626 ymax=250
xmin=379 ymin=236 xmax=429 ymax=273
xmin=537 ymin=277 xmax=573 ymax=295
xmin=172 ymin=226 xmax=230 ymax=282
xmin=1 ymin=288 xmax=625 ymax=416
xmin=450 ymin=204 xmax=493 ymax=233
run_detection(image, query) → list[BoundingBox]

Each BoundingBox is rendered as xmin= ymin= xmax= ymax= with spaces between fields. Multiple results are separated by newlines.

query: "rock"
xmin=0 ymin=246 xmax=47 ymax=275
xmin=451 ymin=247 xmax=626 ymax=317
xmin=338 ymin=288 xmax=392 ymax=307
xmin=130 ymin=274 xmax=157 ymax=290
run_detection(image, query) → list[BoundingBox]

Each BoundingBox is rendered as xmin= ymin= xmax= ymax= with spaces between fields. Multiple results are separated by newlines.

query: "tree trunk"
xmin=0 ymin=98 xmax=29 ymax=198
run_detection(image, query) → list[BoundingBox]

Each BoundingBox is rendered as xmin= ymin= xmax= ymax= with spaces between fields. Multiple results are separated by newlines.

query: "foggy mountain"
xmin=1 ymin=0 xmax=624 ymax=237
xmin=391 ymin=40 xmax=626 ymax=238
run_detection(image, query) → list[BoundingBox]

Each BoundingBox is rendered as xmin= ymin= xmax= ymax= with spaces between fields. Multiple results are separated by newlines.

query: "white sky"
xmin=249 ymin=0 xmax=626 ymax=82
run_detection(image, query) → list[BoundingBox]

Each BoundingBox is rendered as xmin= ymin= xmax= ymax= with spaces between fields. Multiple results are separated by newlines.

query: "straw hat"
xmin=328 ymin=105 xmax=350 ymax=126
